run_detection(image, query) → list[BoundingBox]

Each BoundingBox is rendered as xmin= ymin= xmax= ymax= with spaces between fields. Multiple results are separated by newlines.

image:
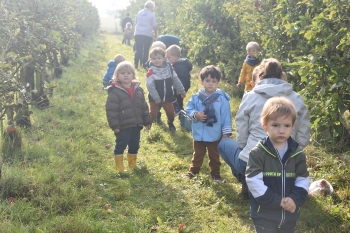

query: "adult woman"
xmin=133 ymin=1 xmax=157 ymax=69
xmin=218 ymin=58 xmax=310 ymax=197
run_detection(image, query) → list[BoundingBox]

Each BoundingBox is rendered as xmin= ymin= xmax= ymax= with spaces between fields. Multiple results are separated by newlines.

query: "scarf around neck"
xmin=198 ymin=90 xmax=220 ymax=127
xmin=245 ymin=55 xmax=260 ymax=66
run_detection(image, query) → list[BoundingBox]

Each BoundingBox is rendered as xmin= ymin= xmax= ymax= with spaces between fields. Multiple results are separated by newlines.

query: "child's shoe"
xmin=173 ymin=100 xmax=181 ymax=116
xmin=183 ymin=172 xmax=197 ymax=179
xmin=168 ymin=121 xmax=176 ymax=132
xmin=211 ymin=174 xmax=225 ymax=183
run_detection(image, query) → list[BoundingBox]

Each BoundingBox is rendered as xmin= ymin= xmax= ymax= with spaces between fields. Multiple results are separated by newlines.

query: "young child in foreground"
xmin=146 ymin=47 xmax=186 ymax=132
xmin=185 ymin=65 xmax=232 ymax=182
xmin=102 ymin=54 xmax=125 ymax=88
xmin=166 ymin=45 xmax=193 ymax=111
xmin=105 ymin=61 xmax=152 ymax=172
xmin=237 ymin=41 xmax=261 ymax=93
xmin=246 ymin=96 xmax=310 ymax=233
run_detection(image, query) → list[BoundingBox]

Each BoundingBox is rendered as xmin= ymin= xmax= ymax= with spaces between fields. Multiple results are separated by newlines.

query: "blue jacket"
xmin=186 ymin=89 xmax=232 ymax=142
xmin=102 ymin=60 xmax=117 ymax=83
xmin=246 ymin=136 xmax=310 ymax=229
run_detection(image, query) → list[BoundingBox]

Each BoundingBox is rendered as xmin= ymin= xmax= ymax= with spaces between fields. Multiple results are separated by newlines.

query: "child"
xmin=102 ymin=54 xmax=125 ymax=88
xmin=146 ymin=47 xmax=186 ymax=132
xmin=185 ymin=65 xmax=232 ymax=182
xmin=237 ymin=41 xmax=261 ymax=92
xmin=246 ymin=96 xmax=310 ymax=233
xmin=166 ymin=45 xmax=193 ymax=112
xmin=144 ymin=41 xmax=166 ymax=70
xmin=122 ymin=22 xmax=133 ymax=46
xmin=105 ymin=61 xmax=152 ymax=171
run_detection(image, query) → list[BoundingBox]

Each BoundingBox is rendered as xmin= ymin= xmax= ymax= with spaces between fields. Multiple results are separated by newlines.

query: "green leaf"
xmin=14 ymin=28 xmax=20 ymax=36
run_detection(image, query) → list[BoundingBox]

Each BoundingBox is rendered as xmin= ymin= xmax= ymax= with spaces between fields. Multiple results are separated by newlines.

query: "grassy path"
xmin=0 ymin=34 xmax=348 ymax=232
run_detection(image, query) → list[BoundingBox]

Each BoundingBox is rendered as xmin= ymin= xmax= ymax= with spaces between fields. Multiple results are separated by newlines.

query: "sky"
xmin=88 ymin=0 xmax=131 ymax=17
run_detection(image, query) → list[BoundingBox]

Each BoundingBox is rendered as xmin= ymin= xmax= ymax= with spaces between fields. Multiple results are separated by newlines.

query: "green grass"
xmin=0 ymin=33 xmax=349 ymax=232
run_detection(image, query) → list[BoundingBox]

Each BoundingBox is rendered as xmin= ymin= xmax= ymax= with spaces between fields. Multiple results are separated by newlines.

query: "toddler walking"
xmin=102 ymin=54 xmax=125 ymax=88
xmin=184 ymin=65 xmax=232 ymax=182
xmin=105 ymin=61 xmax=152 ymax=171
xmin=146 ymin=47 xmax=186 ymax=132
xmin=246 ymin=96 xmax=310 ymax=233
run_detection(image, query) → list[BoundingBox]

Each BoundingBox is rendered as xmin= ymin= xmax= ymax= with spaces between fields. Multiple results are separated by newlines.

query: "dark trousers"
xmin=190 ymin=140 xmax=221 ymax=175
xmin=134 ymin=34 xmax=153 ymax=69
xmin=114 ymin=127 xmax=141 ymax=155
xmin=122 ymin=36 xmax=131 ymax=45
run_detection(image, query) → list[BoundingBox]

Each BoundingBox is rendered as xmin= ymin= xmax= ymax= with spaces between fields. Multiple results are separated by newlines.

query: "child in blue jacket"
xmin=184 ymin=65 xmax=232 ymax=182
xmin=102 ymin=54 xmax=125 ymax=87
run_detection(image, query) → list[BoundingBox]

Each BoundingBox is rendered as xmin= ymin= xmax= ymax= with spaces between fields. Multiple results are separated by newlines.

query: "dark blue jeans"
xmin=134 ymin=34 xmax=153 ymax=69
xmin=114 ymin=127 xmax=141 ymax=155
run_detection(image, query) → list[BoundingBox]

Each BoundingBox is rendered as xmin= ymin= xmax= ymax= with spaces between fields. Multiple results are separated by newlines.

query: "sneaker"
xmin=168 ymin=121 xmax=176 ymax=132
xmin=183 ymin=172 xmax=197 ymax=179
xmin=211 ymin=174 xmax=225 ymax=183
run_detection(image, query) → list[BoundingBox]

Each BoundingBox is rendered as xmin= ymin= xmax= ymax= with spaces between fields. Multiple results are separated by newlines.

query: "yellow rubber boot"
xmin=127 ymin=154 xmax=138 ymax=169
xmin=114 ymin=155 xmax=126 ymax=172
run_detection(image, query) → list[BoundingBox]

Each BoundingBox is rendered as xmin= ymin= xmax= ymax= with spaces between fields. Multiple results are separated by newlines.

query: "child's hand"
xmin=181 ymin=94 xmax=186 ymax=98
xmin=281 ymin=197 xmax=296 ymax=213
xmin=236 ymin=82 xmax=242 ymax=87
xmin=195 ymin=112 xmax=207 ymax=122
xmin=114 ymin=128 xmax=120 ymax=133
xmin=145 ymin=125 xmax=151 ymax=130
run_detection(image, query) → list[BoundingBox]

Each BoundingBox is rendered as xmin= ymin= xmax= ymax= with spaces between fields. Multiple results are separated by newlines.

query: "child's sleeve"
xmin=139 ymin=88 xmax=152 ymax=126
xmin=246 ymin=147 xmax=283 ymax=208
xmin=220 ymin=97 xmax=232 ymax=135
xmin=146 ymin=69 xmax=162 ymax=104
xmin=185 ymin=95 xmax=199 ymax=122
xmin=172 ymin=70 xmax=186 ymax=94
xmin=294 ymin=97 xmax=311 ymax=148
xmin=105 ymin=89 xmax=120 ymax=130
xmin=287 ymin=151 xmax=310 ymax=208
xmin=238 ymin=62 xmax=247 ymax=83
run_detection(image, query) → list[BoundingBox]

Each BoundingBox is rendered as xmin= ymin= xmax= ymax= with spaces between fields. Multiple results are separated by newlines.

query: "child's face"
xmin=201 ymin=75 xmax=219 ymax=95
xmin=117 ymin=68 xmax=134 ymax=86
xmin=150 ymin=54 xmax=166 ymax=67
xmin=166 ymin=53 xmax=179 ymax=64
xmin=263 ymin=115 xmax=293 ymax=149
xmin=247 ymin=47 xmax=259 ymax=58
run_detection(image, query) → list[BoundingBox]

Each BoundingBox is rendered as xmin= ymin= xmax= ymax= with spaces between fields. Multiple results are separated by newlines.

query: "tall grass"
xmin=0 ymin=34 xmax=349 ymax=232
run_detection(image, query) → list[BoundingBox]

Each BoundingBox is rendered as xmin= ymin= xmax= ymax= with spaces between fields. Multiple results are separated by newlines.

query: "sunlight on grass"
xmin=0 ymin=34 xmax=349 ymax=232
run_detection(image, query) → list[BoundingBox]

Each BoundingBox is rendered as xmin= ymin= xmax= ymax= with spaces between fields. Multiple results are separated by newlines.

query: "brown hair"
xmin=114 ymin=54 xmax=125 ymax=64
xmin=149 ymin=47 xmax=165 ymax=58
xmin=166 ymin=45 xmax=181 ymax=57
xmin=260 ymin=96 xmax=297 ymax=127
xmin=199 ymin=65 xmax=221 ymax=81
xmin=260 ymin=58 xmax=283 ymax=79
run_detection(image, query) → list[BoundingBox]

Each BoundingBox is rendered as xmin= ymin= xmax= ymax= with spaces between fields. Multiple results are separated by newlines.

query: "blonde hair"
xmin=114 ymin=54 xmax=125 ymax=64
xmin=126 ymin=22 xmax=132 ymax=29
xmin=113 ymin=61 xmax=136 ymax=81
xmin=149 ymin=47 xmax=165 ymax=58
xmin=166 ymin=45 xmax=181 ymax=57
xmin=261 ymin=96 xmax=297 ymax=127
xmin=151 ymin=41 xmax=166 ymax=50
xmin=246 ymin=41 xmax=260 ymax=52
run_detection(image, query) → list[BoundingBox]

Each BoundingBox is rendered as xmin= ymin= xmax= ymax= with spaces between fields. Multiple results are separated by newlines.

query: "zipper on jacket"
xmin=276 ymin=149 xmax=286 ymax=228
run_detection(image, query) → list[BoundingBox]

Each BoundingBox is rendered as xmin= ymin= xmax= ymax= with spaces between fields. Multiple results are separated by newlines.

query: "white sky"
xmin=88 ymin=0 xmax=130 ymax=17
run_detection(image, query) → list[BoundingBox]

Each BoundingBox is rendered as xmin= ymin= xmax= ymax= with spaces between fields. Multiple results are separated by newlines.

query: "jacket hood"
xmin=254 ymin=78 xmax=293 ymax=98
xmin=108 ymin=60 xmax=117 ymax=68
